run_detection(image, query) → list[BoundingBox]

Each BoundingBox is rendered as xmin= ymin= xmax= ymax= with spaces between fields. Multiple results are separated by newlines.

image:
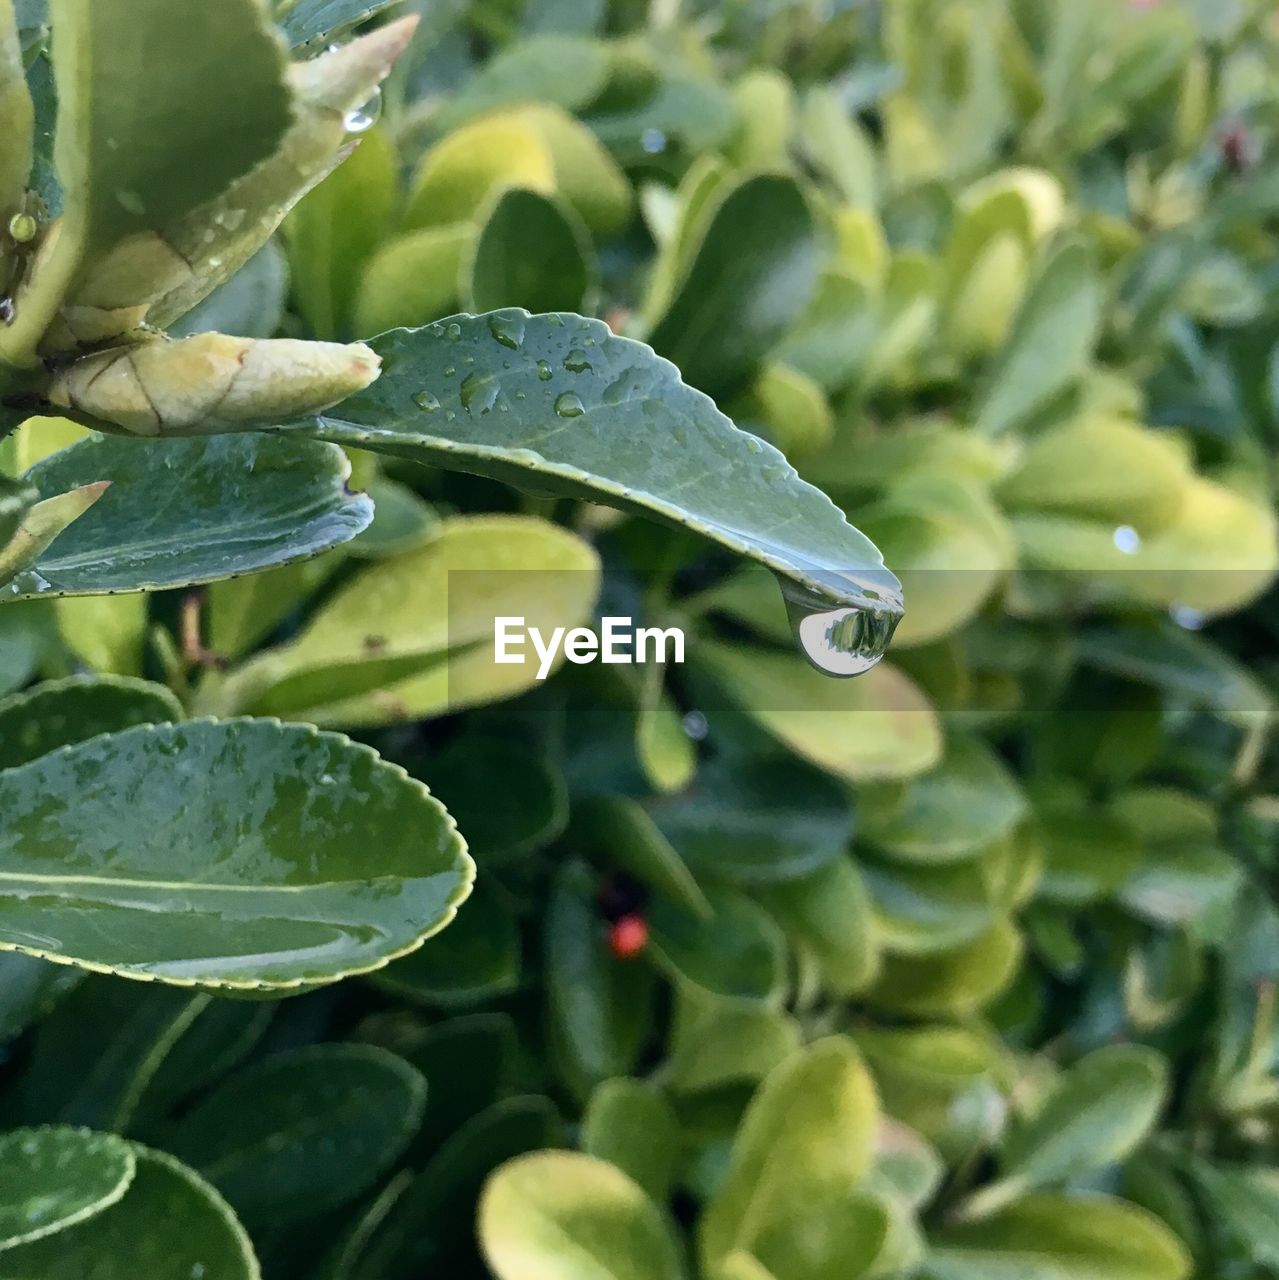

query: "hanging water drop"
xmin=488 ymin=313 xmax=526 ymax=350
xmin=780 ymin=579 xmax=900 ymax=678
xmin=555 ymin=392 xmax=585 ymax=418
xmin=412 ymin=390 xmax=440 ymax=413
xmin=343 ymin=87 xmax=383 ymax=134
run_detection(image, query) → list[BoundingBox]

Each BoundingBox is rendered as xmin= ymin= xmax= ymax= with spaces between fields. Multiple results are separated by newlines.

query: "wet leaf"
xmin=0 ymin=719 xmax=473 ymax=989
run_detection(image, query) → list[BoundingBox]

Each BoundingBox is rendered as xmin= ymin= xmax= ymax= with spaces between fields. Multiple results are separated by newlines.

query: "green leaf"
xmin=467 ymin=187 xmax=598 ymax=315
xmin=666 ymin=987 xmax=802 ymax=1095
xmin=0 ymin=719 xmax=473 ymax=989
xmin=546 ymin=863 xmax=656 ymax=1092
xmin=0 ymin=1128 xmax=135 ymax=1250
xmin=700 ymin=1038 xmax=879 ymax=1271
xmin=369 ymin=875 xmax=520 ymax=1008
xmin=53 ymin=0 xmax=289 ymax=248
xmin=0 ymin=435 xmax=373 ymax=602
xmin=645 ymin=756 xmax=853 ymax=885
xmin=863 ymin=855 xmax=995 ymax=956
xmin=860 ymin=737 xmax=1025 ymax=864
xmin=285 ymin=311 xmax=901 ymax=618
xmin=0 ymin=475 xmax=35 ymax=549
xmin=286 ymin=126 xmax=396 ymax=341
xmin=868 ymin=920 xmax=1023 ymax=1018
xmin=431 ymin=36 xmax=612 ymax=135
xmin=171 ymin=241 xmax=290 ymax=340
xmin=647 ymin=174 xmax=820 ymax=399
xmin=0 ymin=1145 xmax=261 ymax=1280
xmin=572 ymin=795 xmax=710 ymax=917
xmin=0 ymin=675 xmax=182 ymax=771
xmin=925 ymin=1192 xmax=1191 ymax=1280
xmin=415 ymin=735 xmax=568 ymax=866
xmin=975 ymin=240 xmax=1103 ymax=437
xmin=0 ymin=952 xmax=81 ymax=1043
xmin=854 ymin=1025 xmax=1005 ymax=1163
xmin=649 ymin=887 xmax=788 ymax=1004
xmin=963 ymin=1046 xmax=1169 ymax=1217
xmin=203 ymin=514 xmax=600 ymax=726
xmin=355 ymin=223 xmax=472 ymax=335
xmin=480 ymin=1150 xmax=684 ymax=1280
xmin=1185 ymin=1162 xmax=1279 ymax=1268
xmin=583 ymin=1079 xmax=680 ymax=1204
xmin=6 ymin=978 xmax=207 ymax=1130
xmin=349 ymin=1095 xmax=563 ymax=1277
xmin=752 ymin=1191 xmax=889 ymax=1280
xmin=167 ymin=1045 xmax=426 ymax=1227
xmin=760 ymin=856 xmax=881 ymax=996
xmin=694 ymin=643 xmax=941 ymax=782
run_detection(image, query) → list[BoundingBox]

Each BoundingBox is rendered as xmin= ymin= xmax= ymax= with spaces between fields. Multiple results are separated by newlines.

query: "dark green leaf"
xmin=0 ymin=719 xmax=473 ymax=989
xmin=0 ymin=435 xmax=373 ymax=602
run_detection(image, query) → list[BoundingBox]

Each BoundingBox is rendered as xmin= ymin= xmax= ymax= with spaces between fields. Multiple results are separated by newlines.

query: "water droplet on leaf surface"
xmin=412 ymin=390 xmax=440 ymax=413
xmin=564 ymin=349 xmax=592 ymax=373
xmin=488 ymin=313 xmax=526 ymax=350
xmin=554 ymin=392 xmax=585 ymax=418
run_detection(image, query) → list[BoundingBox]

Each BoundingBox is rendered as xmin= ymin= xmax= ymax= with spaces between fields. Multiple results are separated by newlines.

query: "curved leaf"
xmin=0 ymin=675 xmax=182 ymax=771
xmin=284 ymin=310 xmax=902 ymax=618
xmin=0 ymin=1145 xmax=261 ymax=1280
xmin=0 ymin=434 xmax=373 ymax=602
xmin=167 ymin=1045 xmax=427 ymax=1226
xmin=0 ymin=1128 xmax=135 ymax=1250
xmin=925 ymin=1192 xmax=1191 ymax=1280
xmin=480 ymin=1150 xmax=683 ymax=1280
xmin=0 ymin=719 xmax=473 ymax=989
xmin=700 ymin=1038 xmax=879 ymax=1271
xmin=646 ymin=174 xmax=821 ymax=399
xmin=962 ymin=1046 xmax=1168 ymax=1216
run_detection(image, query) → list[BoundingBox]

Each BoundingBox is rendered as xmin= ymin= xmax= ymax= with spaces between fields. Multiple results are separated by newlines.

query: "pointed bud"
xmin=49 ymin=334 xmax=381 ymax=435
xmin=0 ymin=481 xmax=110 ymax=589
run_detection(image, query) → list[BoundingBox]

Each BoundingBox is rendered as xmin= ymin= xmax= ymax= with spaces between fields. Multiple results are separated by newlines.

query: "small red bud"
xmin=609 ymin=914 xmax=649 ymax=960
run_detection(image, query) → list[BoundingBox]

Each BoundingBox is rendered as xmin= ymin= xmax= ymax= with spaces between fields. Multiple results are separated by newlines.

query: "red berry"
xmin=609 ymin=914 xmax=649 ymax=960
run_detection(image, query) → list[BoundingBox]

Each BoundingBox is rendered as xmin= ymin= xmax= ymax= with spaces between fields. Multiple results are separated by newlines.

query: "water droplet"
xmin=461 ymin=373 xmax=500 ymax=416
xmin=1171 ymin=604 xmax=1206 ymax=631
xmin=115 ymin=188 xmax=145 ymax=216
xmin=412 ymin=390 xmax=440 ymax=413
xmin=446 ymin=323 xmax=463 ymax=340
xmin=343 ymin=87 xmax=383 ymax=135
xmin=7 ymin=213 xmax=37 ymax=244
xmin=554 ymin=392 xmax=585 ymax=419
xmin=602 ymin=374 xmax=630 ymax=406
xmin=488 ymin=313 xmax=526 ymax=350
xmin=537 ymin=360 xmax=553 ymax=381
xmin=443 ymin=366 xmax=456 ymax=378
xmin=1113 ymin=524 xmax=1141 ymax=555
xmin=780 ymin=579 xmax=900 ymax=678
xmin=564 ymin=349 xmax=592 ymax=374
xmin=682 ymin=710 xmax=709 ymax=741
xmin=642 ymin=128 xmax=668 ymax=154
xmin=745 ymin=436 xmax=763 ymax=454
